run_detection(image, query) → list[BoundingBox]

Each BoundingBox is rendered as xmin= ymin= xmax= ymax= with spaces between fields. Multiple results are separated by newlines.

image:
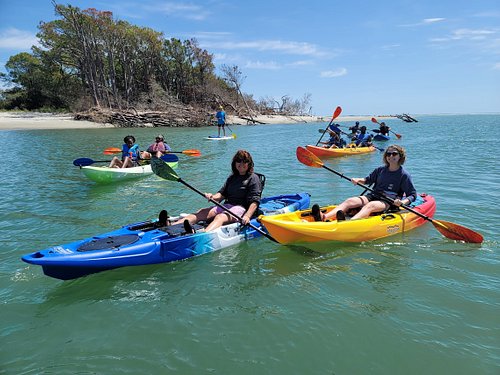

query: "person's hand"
xmin=241 ymin=215 xmax=250 ymax=225
xmin=204 ymin=193 xmax=213 ymax=201
xmin=393 ymin=198 xmax=406 ymax=207
xmin=351 ymin=178 xmax=363 ymax=185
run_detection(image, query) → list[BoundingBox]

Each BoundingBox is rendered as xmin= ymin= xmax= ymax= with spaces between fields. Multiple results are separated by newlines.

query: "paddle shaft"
xmin=176 ymin=178 xmax=278 ymax=242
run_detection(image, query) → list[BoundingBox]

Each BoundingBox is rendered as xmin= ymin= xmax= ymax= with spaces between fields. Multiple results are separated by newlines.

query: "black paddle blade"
xmin=151 ymin=157 xmax=179 ymax=181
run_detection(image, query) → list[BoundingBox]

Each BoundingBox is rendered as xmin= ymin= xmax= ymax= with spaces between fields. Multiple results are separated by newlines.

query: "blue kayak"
xmin=22 ymin=193 xmax=310 ymax=280
xmin=373 ymin=133 xmax=390 ymax=141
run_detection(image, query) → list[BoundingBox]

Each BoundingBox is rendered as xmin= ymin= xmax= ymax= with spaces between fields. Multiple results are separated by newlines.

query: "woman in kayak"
xmin=109 ymin=135 xmax=141 ymax=168
xmin=169 ymin=150 xmax=262 ymax=233
xmin=141 ymin=134 xmax=171 ymax=159
xmin=312 ymin=144 xmax=417 ymax=221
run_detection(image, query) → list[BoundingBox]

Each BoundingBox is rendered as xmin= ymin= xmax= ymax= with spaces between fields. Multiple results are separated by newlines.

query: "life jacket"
xmin=122 ymin=144 xmax=140 ymax=160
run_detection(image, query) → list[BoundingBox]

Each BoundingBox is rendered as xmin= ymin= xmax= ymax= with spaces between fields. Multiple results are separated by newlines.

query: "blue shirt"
xmin=216 ymin=110 xmax=226 ymax=125
xmin=365 ymin=166 xmax=417 ymax=203
xmin=328 ymin=124 xmax=341 ymax=134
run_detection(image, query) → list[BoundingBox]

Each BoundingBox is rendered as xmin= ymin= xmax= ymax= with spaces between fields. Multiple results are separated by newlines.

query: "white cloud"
xmin=202 ymin=39 xmax=328 ymax=57
xmin=399 ymin=18 xmax=446 ymax=27
xmin=493 ymin=62 xmax=500 ymax=70
xmin=0 ymin=28 xmax=38 ymax=50
xmin=451 ymin=28 xmax=496 ymax=40
xmin=381 ymin=44 xmax=401 ymax=50
xmin=423 ymin=18 xmax=446 ymax=24
xmin=430 ymin=28 xmax=498 ymax=44
xmin=245 ymin=60 xmax=281 ymax=70
xmin=320 ymin=68 xmax=347 ymax=78
xmin=144 ymin=3 xmax=210 ymax=21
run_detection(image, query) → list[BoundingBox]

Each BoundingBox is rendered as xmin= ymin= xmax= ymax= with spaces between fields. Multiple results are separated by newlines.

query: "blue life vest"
xmin=122 ymin=144 xmax=140 ymax=160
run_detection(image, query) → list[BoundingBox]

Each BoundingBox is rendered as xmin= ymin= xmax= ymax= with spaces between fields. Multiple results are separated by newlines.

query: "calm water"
xmin=1 ymin=114 xmax=499 ymax=374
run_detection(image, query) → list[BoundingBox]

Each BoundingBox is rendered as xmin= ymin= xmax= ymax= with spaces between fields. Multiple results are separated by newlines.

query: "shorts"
xmin=209 ymin=204 xmax=246 ymax=222
xmin=363 ymin=194 xmax=393 ymax=211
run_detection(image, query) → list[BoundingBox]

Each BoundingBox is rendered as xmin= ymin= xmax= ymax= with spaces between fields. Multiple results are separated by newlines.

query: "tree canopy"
xmin=0 ymin=3 xmax=310 ymax=119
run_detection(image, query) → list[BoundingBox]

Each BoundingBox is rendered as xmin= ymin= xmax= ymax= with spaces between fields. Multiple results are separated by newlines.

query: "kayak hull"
xmin=373 ymin=134 xmax=390 ymax=141
xmin=205 ymin=135 xmax=234 ymax=140
xmin=305 ymin=144 xmax=377 ymax=158
xmin=81 ymin=162 xmax=178 ymax=183
xmin=259 ymin=194 xmax=435 ymax=248
xmin=22 ymin=193 xmax=310 ymax=280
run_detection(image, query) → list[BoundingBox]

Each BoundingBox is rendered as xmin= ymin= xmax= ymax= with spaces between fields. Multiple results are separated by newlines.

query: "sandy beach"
xmin=0 ymin=111 xmax=388 ymax=131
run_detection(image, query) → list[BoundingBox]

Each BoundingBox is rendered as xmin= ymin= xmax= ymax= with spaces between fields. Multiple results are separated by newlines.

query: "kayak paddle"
xmin=371 ymin=117 xmax=402 ymax=139
xmin=73 ymin=153 xmax=179 ymax=167
xmin=103 ymin=147 xmax=122 ymax=155
xmin=167 ymin=149 xmax=201 ymax=157
xmin=150 ymin=157 xmax=277 ymax=243
xmin=315 ymin=106 xmax=342 ymax=146
xmin=296 ymin=146 xmax=484 ymax=243
xmin=105 ymin=147 xmax=200 ymax=156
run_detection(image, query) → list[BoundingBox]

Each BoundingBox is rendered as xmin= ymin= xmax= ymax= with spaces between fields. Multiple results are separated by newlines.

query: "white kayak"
xmin=205 ymin=135 xmax=235 ymax=140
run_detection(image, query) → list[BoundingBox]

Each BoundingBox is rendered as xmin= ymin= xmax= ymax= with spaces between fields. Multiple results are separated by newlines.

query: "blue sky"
xmin=1 ymin=0 xmax=499 ymax=115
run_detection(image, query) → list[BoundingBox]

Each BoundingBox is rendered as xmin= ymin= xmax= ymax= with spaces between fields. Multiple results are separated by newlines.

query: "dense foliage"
xmin=0 ymin=4 xmax=310 ymax=117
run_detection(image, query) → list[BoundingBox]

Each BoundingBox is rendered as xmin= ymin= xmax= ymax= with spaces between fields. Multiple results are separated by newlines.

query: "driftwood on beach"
xmin=74 ymin=107 xmax=211 ymax=128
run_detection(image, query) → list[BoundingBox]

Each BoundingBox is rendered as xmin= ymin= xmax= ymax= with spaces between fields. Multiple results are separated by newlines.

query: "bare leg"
xmin=170 ymin=207 xmax=213 ymax=226
xmin=205 ymin=212 xmax=232 ymax=232
xmin=350 ymin=201 xmax=387 ymax=220
xmin=109 ymin=156 xmax=123 ymax=168
xmin=324 ymin=196 xmax=368 ymax=221
xmin=121 ymin=157 xmax=133 ymax=168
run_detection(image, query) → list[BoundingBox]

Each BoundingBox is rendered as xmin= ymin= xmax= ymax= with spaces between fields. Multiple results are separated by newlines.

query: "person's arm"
xmin=395 ymin=171 xmax=417 ymax=206
xmin=242 ymin=202 xmax=258 ymax=225
xmin=205 ymin=191 xmax=223 ymax=202
xmin=241 ymin=174 xmax=262 ymax=224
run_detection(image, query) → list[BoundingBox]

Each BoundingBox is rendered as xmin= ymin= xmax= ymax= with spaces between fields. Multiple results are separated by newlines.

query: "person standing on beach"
xmin=216 ymin=106 xmax=226 ymax=137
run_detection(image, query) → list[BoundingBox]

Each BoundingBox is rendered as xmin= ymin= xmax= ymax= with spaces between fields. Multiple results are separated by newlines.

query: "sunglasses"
xmin=385 ymin=151 xmax=399 ymax=156
xmin=235 ymin=158 xmax=248 ymax=163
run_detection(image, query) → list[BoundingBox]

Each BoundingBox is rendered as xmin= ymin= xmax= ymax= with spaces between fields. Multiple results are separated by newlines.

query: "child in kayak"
xmin=141 ymin=134 xmax=171 ymax=159
xmin=312 ymin=144 xmax=417 ymax=221
xmin=109 ymin=135 xmax=141 ymax=168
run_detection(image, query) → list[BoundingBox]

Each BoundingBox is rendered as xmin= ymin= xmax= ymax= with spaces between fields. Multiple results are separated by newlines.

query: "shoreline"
xmin=0 ymin=111 xmax=392 ymax=131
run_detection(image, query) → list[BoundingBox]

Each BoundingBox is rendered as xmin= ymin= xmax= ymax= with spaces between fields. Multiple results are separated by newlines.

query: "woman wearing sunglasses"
xmin=312 ymin=144 xmax=417 ymax=221
xmin=169 ymin=150 xmax=262 ymax=233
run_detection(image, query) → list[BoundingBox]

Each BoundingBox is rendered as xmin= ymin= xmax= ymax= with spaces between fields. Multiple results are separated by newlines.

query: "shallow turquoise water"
xmin=1 ymin=114 xmax=498 ymax=374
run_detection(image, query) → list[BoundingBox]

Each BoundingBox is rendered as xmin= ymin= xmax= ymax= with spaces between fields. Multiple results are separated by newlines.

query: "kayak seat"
xmin=159 ymin=222 xmax=205 ymax=236
xmin=128 ymin=221 xmax=156 ymax=231
xmin=254 ymin=173 xmax=266 ymax=218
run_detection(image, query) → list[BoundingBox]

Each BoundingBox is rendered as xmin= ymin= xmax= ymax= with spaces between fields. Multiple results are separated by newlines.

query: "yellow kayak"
xmin=306 ymin=144 xmax=377 ymax=158
xmin=259 ymin=194 xmax=436 ymax=247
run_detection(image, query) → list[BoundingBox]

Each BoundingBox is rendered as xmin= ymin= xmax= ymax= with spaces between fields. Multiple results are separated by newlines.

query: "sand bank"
xmin=0 ymin=112 xmax=114 ymax=131
xmin=0 ymin=111 xmax=390 ymax=131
